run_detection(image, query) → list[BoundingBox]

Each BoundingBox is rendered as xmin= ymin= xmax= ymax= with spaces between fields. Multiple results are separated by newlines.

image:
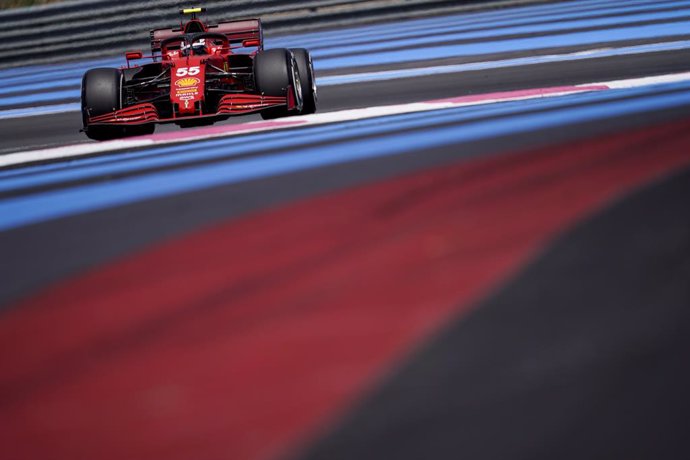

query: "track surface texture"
xmin=1 ymin=1 xmax=690 ymax=459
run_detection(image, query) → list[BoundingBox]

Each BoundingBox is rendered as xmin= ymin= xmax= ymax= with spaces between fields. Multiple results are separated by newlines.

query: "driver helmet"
xmin=181 ymin=38 xmax=208 ymax=56
xmin=191 ymin=38 xmax=208 ymax=55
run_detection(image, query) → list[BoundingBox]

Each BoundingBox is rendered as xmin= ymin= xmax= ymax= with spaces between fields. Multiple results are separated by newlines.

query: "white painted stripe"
xmin=0 ymin=88 xmax=601 ymax=168
xmin=4 ymin=39 xmax=690 ymax=121
xmin=319 ymin=40 xmax=690 ymax=86
xmin=3 ymin=72 xmax=690 ymax=169
xmin=589 ymin=73 xmax=690 ymax=89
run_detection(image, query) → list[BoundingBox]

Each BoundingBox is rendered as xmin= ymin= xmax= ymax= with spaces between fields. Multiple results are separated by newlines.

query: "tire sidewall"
xmin=82 ymin=68 xmax=122 ymax=123
xmin=291 ymin=48 xmax=317 ymax=115
xmin=81 ymin=68 xmax=126 ymax=140
xmin=255 ymin=48 xmax=304 ymax=117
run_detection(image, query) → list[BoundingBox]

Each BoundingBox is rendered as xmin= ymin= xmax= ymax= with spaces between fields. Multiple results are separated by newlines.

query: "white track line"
xmin=318 ymin=40 xmax=690 ymax=86
xmin=3 ymin=72 xmax=690 ymax=169
xmin=589 ymin=73 xmax=690 ymax=89
xmin=4 ymin=40 xmax=690 ymax=121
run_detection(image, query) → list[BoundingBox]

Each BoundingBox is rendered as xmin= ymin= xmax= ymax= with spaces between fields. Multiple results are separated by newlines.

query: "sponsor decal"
xmin=176 ymin=66 xmax=201 ymax=77
xmin=176 ymin=77 xmax=201 ymax=88
xmin=175 ymin=86 xmax=200 ymax=100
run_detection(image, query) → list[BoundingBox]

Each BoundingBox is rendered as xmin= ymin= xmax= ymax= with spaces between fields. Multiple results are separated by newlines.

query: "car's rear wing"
xmin=210 ymin=19 xmax=263 ymax=48
xmin=150 ymin=18 xmax=264 ymax=53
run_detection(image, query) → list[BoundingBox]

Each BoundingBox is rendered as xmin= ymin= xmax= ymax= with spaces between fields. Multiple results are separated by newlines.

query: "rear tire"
xmin=255 ymin=49 xmax=303 ymax=120
xmin=81 ymin=68 xmax=127 ymax=141
xmin=291 ymin=48 xmax=317 ymax=115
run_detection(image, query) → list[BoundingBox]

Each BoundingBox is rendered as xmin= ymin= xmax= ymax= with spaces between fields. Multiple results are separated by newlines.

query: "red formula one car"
xmin=81 ymin=7 xmax=317 ymax=140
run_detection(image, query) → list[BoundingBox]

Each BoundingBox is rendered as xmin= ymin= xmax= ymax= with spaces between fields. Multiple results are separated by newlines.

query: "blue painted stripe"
xmin=1 ymin=80 xmax=690 ymax=231
xmin=2 ymin=0 xmax=690 ymax=109
xmin=1 ymin=91 xmax=610 ymax=180
xmin=0 ymin=91 xmax=628 ymax=189
xmin=2 ymin=57 xmax=123 ymax=86
xmin=8 ymin=76 xmax=686 ymax=182
xmin=4 ymin=38 xmax=690 ymax=112
xmin=3 ymin=0 xmax=690 ymax=110
xmin=275 ymin=0 xmax=667 ymax=47
xmin=5 ymin=30 xmax=690 ymax=108
xmin=312 ymin=8 xmax=690 ymax=59
xmin=5 ymin=33 xmax=690 ymax=109
xmin=316 ymin=20 xmax=690 ymax=70
xmin=0 ymin=89 xmax=79 ymax=108
xmin=319 ymin=40 xmax=690 ymax=86
xmin=2 ymin=0 xmax=688 ymax=92
xmin=0 ymin=82 xmax=77 ymax=97
xmin=294 ymin=0 xmax=690 ymax=52
xmin=1 ymin=82 xmax=685 ymax=191
xmin=0 ymin=56 xmax=123 ymax=80
xmin=0 ymin=102 xmax=81 ymax=119
xmin=0 ymin=37 xmax=674 ymax=109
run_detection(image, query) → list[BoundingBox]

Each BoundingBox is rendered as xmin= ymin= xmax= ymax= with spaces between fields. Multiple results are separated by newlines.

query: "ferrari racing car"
xmin=81 ymin=7 xmax=317 ymax=140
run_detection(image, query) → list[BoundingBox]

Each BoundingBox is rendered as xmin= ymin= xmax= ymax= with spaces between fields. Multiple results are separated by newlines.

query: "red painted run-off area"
xmin=2 ymin=118 xmax=690 ymax=460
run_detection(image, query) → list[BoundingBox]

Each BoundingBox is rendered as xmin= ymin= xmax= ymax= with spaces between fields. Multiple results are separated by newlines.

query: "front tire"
xmin=81 ymin=68 xmax=127 ymax=141
xmin=254 ymin=49 xmax=303 ymax=120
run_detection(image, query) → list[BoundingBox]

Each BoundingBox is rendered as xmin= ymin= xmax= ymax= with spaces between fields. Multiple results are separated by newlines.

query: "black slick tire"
xmin=81 ymin=68 xmax=127 ymax=141
xmin=255 ymin=49 xmax=303 ymax=120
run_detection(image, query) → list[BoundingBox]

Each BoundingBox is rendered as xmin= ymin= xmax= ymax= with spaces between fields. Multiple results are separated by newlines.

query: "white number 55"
xmin=176 ymin=66 xmax=200 ymax=77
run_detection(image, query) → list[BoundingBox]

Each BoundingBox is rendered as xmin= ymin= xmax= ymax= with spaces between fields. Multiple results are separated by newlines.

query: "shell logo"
xmin=176 ymin=77 xmax=201 ymax=88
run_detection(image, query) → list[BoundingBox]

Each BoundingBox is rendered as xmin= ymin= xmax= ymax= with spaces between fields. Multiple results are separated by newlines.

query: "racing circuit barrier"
xmin=0 ymin=0 xmax=557 ymax=68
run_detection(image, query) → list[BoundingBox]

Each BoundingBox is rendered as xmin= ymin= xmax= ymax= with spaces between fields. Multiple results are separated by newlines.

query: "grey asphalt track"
xmin=2 ymin=4 xmax=690 ymax=459
xmin=2 ymin=46 xmax=690 ymax=307
xmin=3 ymin=46 xmax=690 ymax=154
xmin=298 ymin=163 xmax=690 ymax=460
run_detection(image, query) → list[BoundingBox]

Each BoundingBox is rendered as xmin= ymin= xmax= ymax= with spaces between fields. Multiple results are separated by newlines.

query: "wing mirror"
xmin=125 ymin=50 xmax=144 ymax=60
xmin=242 ymin=39 xmax=261 ymax=48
